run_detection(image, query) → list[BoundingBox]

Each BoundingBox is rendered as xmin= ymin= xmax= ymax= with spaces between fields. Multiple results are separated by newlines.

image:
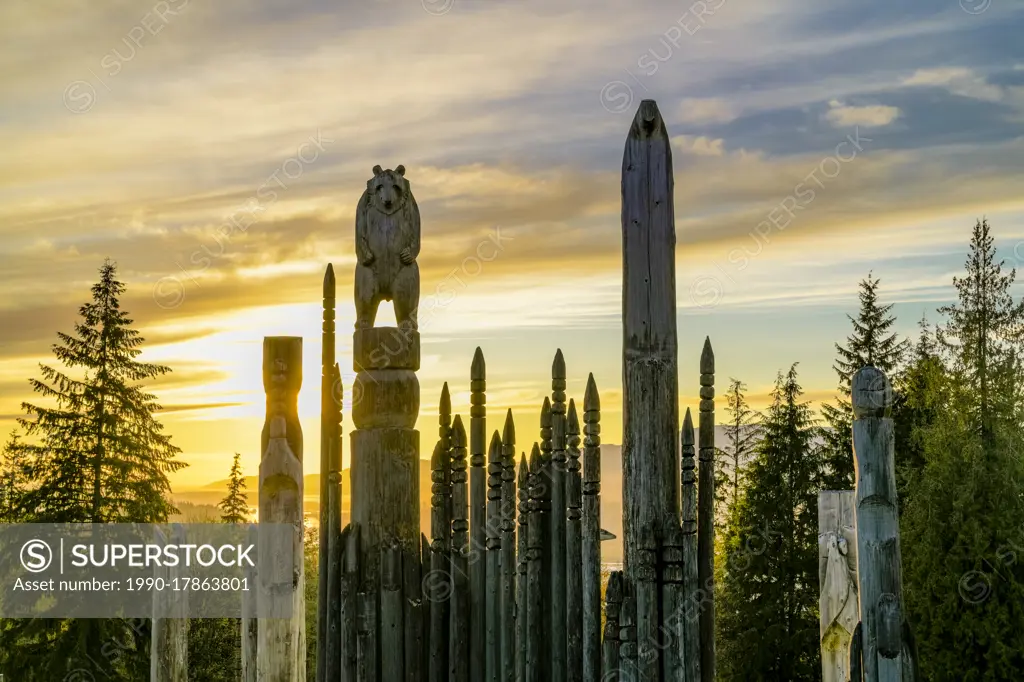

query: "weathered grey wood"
xmin=319 ymin=263 xmax=336 ymax=682
xmin=621 ymin=99 xmax=680 ymax=584
xmin=241 ymin=523 xmax=258 ymax=682
xmin=550 ymin=350 xmax=568 ymax=682
xmin=500 ymin=410 xmax=517 ymax=682
xmin=697 ymin=338 xmax=715 ymax=682
xmin=421 ymin=533 xmax=432 ymax=678
xmin=618 ymin=581 xmax=638 ymax=682
xmin=582 ymin=375 xmax=602 ymax=682
xmin=850 ymin=367 xmax=915 ymax=682
xmin=151 ymin=524 xmax=188 ymax=682
xmin=525 ymin=444 xmax=544 ymax=682
xmin=450 ymin=415 xmax=470 ymax=682
xmin=404 ymin=541 xmax=424 ymax=682
xmin=486 ymin=430 xmax=503 ymax=682
xmin=357 ymin=588 xmax=378 ymax=682
xmin=326 ymin=473 xmax=345 ymax=682
xmin=661 ymin=523 xmax=685 ymax=682
xmin=341 ymin=524 xmax=361 ymax=682
xmin=516 ymin=454 xmax=529 ymax=682
xmin=538 ymin=400 xmax=553 ymax=681
xmin=565 ymin=400 xmax=584 ymax=682
xmin=381 ymin=543 xmax=405 ymax=682
xmin=636 ymin=526 xmax=660 ymax=681
xmin=602 ymin=571 xmax=623 ymax=682
xmin=470 ymin=347 xmax=487 ymax=682
xmin=258 ymin=338 xmax=305 ymax=682
xmin=429 ymin=442 xmax=449 ymax=682
xmin=819 ymin=490 xmax=858 ymax=682
xmin=680 ymin=409 xmax=700 ymax=682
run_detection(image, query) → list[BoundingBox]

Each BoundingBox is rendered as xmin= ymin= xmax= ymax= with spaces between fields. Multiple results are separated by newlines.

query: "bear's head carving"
xmin=366 ymin=164 xmax=408 ymax=215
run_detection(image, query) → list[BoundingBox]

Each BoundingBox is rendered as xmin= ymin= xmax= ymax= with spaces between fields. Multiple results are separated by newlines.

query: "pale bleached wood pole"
xmin=565 ymin=399 xmax=584 ymax=682
xmin=819 ymin=490 xmax=859 ymax=682
xmin=318 ymin=263 xmax=336 ymax=682
xmin=697 ymin=338 xmax=716 ymax=682
xmin=621 ymin=99 xmax=680 ymax=582
xmin=500 ymin=411 xmax=518 ymax=682
xmin=341 ymin=524 xmax=360 ymax=682
xmin=151 ymin=524 xmax=187 ymax=682
xmin=849 ymin=367 xmax=918 ymax=682
xmin=241 ymin=523 xmax=258 ymax=682
xmin=680 ymin=409 xmax=700 ymax=682
xmin=429 ymin=441 xmax=449 ymax=682
xmin=581 ymin=374 xmax=602 ymax=682
xmin=550 ymin=350 xmax=568 ymax=682
xmin=525 ymin=444 xmax=543 ymax=682
xmin=450 ymin=415 xmax=470 ymax=682
xmin=538 ymin=399 xmax=553 ymax=679
xmin=258 ymin=337 xmax=305 ymax=682
xmin=470 ymin=347 xmax=487 ymax=682
xmin=516 ymin=454 xmax=529 ymax=682
xmin=485 ymin=430 xmax=503 ymax=682
xmin=602 ymin=571 xmax=623 ymax=682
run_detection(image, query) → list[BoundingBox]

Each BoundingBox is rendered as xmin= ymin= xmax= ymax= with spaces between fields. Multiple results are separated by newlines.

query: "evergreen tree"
xmin=219 ymin=453 xmax=249 ymax=524
xmin=0 ymin=431 xmax=29 ymax=521
xmin=820 ymin=273 xmax=908 ymax=489
xmin=0 ymin=260 xmax=185 ymax=680
xmin=714 ymin=378 xmax=760 ymax=522
xmin=716 ymin=364 xmax=823 ymax=681
xmin=902 ymin=218 xmax=1024 ymax=679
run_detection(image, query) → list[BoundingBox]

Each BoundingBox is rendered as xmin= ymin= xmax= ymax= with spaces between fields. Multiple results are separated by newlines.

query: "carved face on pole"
xmin=367 ymin=164 xmax=408 ymax=215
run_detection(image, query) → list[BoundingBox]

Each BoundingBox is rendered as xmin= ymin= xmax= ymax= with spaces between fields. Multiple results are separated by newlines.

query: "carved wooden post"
xmin=538 ymin=399 xmax=553 ymax=678
xmin=151 ymin=524 xmax=187 ymax=682
xmin=850 ymin=367 xmax=917 ymax=682
xmin=819 ymin=490 xmax=859 ymax=682
xmin=381 ymin=543 xmax=405 ymax=681
xmin=242 ymin=523 xmax=258 ymax=682
xmin=500 ymin=411 xmax=517 ymax=682
xmin=450 ymin=416 xmax=470 ymax=682
xmin=582 ymin=374 xmax=602 ymax=682
xmin=697 ymin=337 xmax=716 ymax=682
xmin=341 ymin=524 xmax=360 ymax=682
xmin=326 ymin=469 xmax=344 ymax=681
xmin=525 ymin=444 xmax=543 ymax=682
xmin=636 ymin=526 xmax=660 ymax=680
xmin=516 ymin=454 xmax=529 ymax=682
xmin=550 ymin=350 xmax=568 ymax=682
xmin=318 ymin=263 xmax=336 ymax=682
xmin=565 ymin=399 xmax=583 ymax=682
xmin=619 ymin=581 xmax=638 ymax=682
xmin=258 ymin=337 xmax=305 ymax=682
xmin=660 ymin=522 xmax=685 ymax=682
xmin=621 ymin=99 xmax=680 ymax=585
xmin=602 ymin=571 xmax=623 ymax=682
xmin=470 ymin=348 xmax=487 ymax=682
xmin=429 ymin=384 xmax=453 ymax=682
xmin=681 ymin=409 xmax=700 ymax=682
xmin=486 ymin=430 xmax=503 ymax=682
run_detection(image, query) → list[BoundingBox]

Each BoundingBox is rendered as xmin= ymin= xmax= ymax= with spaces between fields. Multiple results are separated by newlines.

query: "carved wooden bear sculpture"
xmin=354 ymin=164 xmax=420 ymax=329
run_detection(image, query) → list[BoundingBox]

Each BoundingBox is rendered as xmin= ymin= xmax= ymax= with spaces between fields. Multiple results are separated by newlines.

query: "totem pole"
xmin=818 ymin=490 xmax=859 ymax=682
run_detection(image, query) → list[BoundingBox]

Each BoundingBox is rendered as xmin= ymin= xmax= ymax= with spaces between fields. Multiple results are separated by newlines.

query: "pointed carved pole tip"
xmin=323 ymin=263 xmax=335 ymax=295
xmin=682 ymin=408 xmax=694 ymax=445
xmin=541 ymin=396 xmax=552 ymax=426
xmin=472 ymin=347 xmax=486 ymax=380
xmin=529 ymin=443 xmax=541 ymax=471
xmin=518 ymin=454 xmax=529 ymax=485
xmin=584 ymin=373 xmax=600 ymax=412
xmin=490 ymin=430 xmax=502 ymax=453
xmin=431 ymin=440 xmax=442 ymax=468
xmin=628 ymin=99 xmax=668 ymax=140
xmin=503 ymin=409 xmax=515 ymax=444
xmin=567 ymin=399 xmax=579 ymax=435
xmin=552 ymin=349 xmax=566 ymax=379
xmin=440 ymin=382 xmax=451 ymax=416
xmin=452 ymin=414 xmax=467 ymax=446
xmin=700 ymin=337 xmax=715 ymax=374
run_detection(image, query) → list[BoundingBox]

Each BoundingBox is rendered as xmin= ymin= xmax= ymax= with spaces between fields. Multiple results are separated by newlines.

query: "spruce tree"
xmin=219 ymin=453 xmax=249 ymax=524
xmin=715 ymin=378 xmax=760 ymax=520
xmin=716 ymin=364 xmax=823 ymax=681
xmin=0 ymin=260 xmax=185 ymax=680
xmin=820 ymin=273 xmax=908 ymax=489
xmin=902 ymin=218 xmax=1024 ymax=679
xmin=0 ymin=431 xmax=28 ymax=521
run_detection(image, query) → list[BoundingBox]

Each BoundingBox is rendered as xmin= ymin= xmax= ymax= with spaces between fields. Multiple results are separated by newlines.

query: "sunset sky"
xmin=1 ymin=0 xmax=1023 ymax=489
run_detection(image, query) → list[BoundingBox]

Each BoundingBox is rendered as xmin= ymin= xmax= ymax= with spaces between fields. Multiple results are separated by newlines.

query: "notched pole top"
xmin=323 ymin=262 xmax=335 ymax=296
xmin=627 ymin=99 xmax=669 ymax=142
xmin=681 ymin=408 xmax=694 ymax=447
xmin=700 ymin=337 xmax=715 ymax=374
xmin=503 ymin=408 xmax=516 ymax=445
xmin=472 ymin=347 xmax=486 ymax=381
xmin=584 ymin=373 xmax=600 ymax=413
xmin=440 ymin=382 xmax=451 ymax=419
xmin=552 ymin=349 xmax=566 ymax=380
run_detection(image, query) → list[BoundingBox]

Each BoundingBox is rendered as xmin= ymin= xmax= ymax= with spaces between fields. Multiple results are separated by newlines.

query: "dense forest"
xmin=1 ymin=218 xmax=1023 ymax=680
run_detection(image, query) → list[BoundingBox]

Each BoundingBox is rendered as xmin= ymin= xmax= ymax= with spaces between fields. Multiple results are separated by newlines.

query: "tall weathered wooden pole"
xmin=486 ymin=430 xmax=503 ymax=682
xmin=516 ymin=454 xmax=529 ymax=682
xmin=697 ymin=337 xmax=716 ymax=682
xmin=430 ymin=384 xmax=453 ymax=682
xmin=318 ymin=263 xmax=335 ymax=682
xmin=258 ymin=336 xmax=305 ymax=682
xmin=538 ymin=399 xmax=553 ymax=678
xmin=550 ymin=349 xmax=568 ymax=682
xmin=470 ymin=347 xmax=487 ymax=682
xmin=602 ymin=571 xmax=623 ymax=682
xmin=681 ymin=408 xmax=700 ymax=682
xmin=525 ymin=443 xmax=544 ymax=682
xmin=241 ymin=523 xmax=258 ymax=682
xmin=621 ymin=98 xmax=680 ymax=582
xmin=450 ymin=415 xmax=470 ymax=682
xmin=565 ymin=399 xmax=583 ymax=682
xmin=151 ymin=524 xmax=188 ymax=682
xmin=849 ymin=367 xmax=918 ymax=682
xmin=581 ymin=374 xmax=602 ymax=682
xmin=500 ymin=410 xmax=518 ymax=682
xmin=819 ymin=490 xmax=859 ymax=682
